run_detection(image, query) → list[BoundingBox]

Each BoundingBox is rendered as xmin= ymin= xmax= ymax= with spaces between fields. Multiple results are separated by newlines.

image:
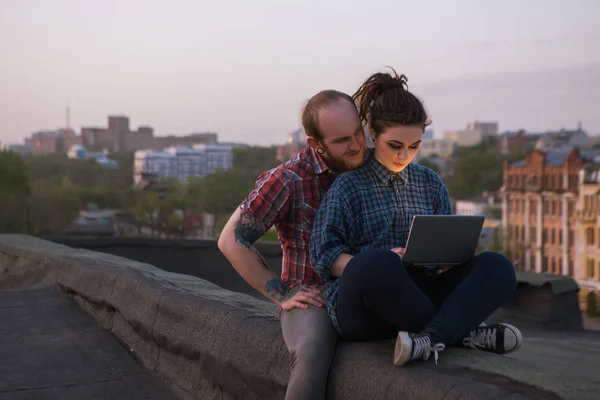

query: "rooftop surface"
xmin=0 ymin=285 xmax=177 ymax=400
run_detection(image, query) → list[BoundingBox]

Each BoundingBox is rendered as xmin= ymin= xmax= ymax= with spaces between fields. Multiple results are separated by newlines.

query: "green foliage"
xmin=233 ymin=146 xmax=279 ymax=180
xmin=417 ymin=158 xmax=440 ymax=174
xmin=195 ymin=168 xmax=255 ymax=219
xmin=447 ymin=144 xmax=529 ymax=199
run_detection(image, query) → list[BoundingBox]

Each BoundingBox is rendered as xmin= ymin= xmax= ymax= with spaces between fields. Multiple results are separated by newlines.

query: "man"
xmin=218 ymin=90 xmax=367 ymax=400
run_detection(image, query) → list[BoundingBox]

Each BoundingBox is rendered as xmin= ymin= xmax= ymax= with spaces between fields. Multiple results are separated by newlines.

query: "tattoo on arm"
xmin=234 ymin=213 xmax=264 ymax=248
xmin=235 ymin=212 xmax=288 ymax=300
xmin=265 ymin=277 xmax=291 ymax=303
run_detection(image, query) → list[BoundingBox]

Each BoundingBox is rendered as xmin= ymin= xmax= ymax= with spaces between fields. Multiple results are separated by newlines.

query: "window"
xmin=530 ymin=227 xmax=536 ymax=242
xmin=551 ymin=258 xmax=556 ymax=273
xmin=543 ymin=228 xmax=548 ymax=243
xmin=543 ymin=199 xmax=548 ymax=214
xmin=551 ymin=229 xmax=556 ymax=244
xmin=543 ymin=257 xmax=549 ymax=273
xmin=568 ymin=201 xmax=574 ymax=216
xmin=531 ymin=200 xmax=537 ymax=215
xmin=551 ymin=201 xmax=556 ymax=215
xmin=588 ymin=259 xmax=595 ymax=279
xmin=559 ymin=201 xmax=563 ymax=216
xmin=568 ymin=260 xmax=574 ymax=277
xmin=557 ymin=257 xmax=562 ymax=274
xmin=559 ymin=175 xmax=564 ymax=189
xmin=569 ymin=230 xmax=574 ymax=246
xmin=587 ymin=228 xmax=595 ymax=245
xmin=559 ymin=229 xmax=563 ymax=245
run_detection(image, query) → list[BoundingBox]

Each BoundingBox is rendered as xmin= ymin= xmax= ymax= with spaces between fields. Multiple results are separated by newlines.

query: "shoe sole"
xmin=394 ymin=331 xmax=412 ymax=366
xmin=499 ymin=323 xmax=523 ymax=353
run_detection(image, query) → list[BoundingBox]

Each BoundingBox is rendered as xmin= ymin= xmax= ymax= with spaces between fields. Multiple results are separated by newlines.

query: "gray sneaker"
xmin=394 ymin=332 xmax=445 ymax=366
xmin=462 ymin=323 xmax=523 ymax=354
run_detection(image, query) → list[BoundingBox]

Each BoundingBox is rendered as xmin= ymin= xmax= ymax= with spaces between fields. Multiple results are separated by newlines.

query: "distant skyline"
xmin=1 ymin=0 xmax=599 ymax=146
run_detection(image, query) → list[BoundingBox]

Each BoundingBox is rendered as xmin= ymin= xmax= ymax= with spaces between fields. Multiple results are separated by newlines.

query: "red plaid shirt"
xmin=240 ymin=146 xmax=335 ymax=288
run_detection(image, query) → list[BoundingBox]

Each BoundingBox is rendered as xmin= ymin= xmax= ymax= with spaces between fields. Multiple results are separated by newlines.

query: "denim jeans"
xmin=334 ymin=249 xmax=517 ymax=345
xmin=280 ymin=305 xmax=337 ymax=400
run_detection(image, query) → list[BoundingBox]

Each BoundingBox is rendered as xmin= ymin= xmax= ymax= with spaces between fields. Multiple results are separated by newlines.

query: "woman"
xmin=309 ymin=69 xmax=522 ymax=366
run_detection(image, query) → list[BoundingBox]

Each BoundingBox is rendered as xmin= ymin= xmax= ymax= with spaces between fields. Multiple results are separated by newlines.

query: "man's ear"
xmin=307 ymin=136 xmax=319 ymax=150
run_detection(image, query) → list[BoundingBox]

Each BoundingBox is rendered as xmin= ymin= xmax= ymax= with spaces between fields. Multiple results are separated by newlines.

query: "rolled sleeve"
xmin=310 ymin=186 xmax=355 ymax=280
xmin=240 ymin=168 xmax=291 ymax=233
xmin=434 ymin=183 xmax=453 ymax=216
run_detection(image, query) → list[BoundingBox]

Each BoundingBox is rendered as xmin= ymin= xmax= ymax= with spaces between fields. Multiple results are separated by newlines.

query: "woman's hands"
xmin=390 ymin=247 xmax=405 ymax=258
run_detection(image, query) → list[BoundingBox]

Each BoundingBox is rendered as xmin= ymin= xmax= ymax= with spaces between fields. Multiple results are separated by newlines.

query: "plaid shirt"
xmin=240 ymin=146 xmax=335 ymax=288
xmin=309 ymin=151 xmax=452 ymax=336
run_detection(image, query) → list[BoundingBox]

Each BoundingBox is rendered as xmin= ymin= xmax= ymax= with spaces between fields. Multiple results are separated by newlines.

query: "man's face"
xmin=314 ymin=100 xmax=366 ymax=172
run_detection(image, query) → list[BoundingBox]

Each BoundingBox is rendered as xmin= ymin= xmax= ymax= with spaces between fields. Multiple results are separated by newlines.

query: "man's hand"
xmin=279 ymin=287 xmax=326 ymax=311
xmin=390 ymin=247 xmax=405 ymax=258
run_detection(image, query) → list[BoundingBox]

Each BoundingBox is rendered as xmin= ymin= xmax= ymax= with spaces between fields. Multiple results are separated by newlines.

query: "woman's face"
xmin=372 ymin=125 xmax=423 ymax=173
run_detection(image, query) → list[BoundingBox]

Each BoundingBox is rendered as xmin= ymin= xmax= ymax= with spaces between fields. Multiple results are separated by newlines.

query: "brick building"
xmin=501 ymin=148 xmax=600 ymax=277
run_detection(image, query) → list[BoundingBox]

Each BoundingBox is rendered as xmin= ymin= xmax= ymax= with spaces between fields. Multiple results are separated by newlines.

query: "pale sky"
xmin=1 ymin=0 xmax=599 ymax=146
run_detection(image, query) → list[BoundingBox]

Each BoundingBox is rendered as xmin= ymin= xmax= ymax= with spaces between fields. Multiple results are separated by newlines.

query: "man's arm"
xmin=218 ymin=207 xmax=291 ymax=304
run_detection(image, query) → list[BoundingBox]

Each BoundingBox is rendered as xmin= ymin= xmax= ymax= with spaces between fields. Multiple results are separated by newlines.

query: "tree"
xmin=28 ymin=179 xmax=81 ymax=235
xmin=233 ymin=147 xmax=279 ymax=180
xmin=0 ymin=150 xmax=31 ymax=233
xmin=447 ymin=146 xmax=528 ymax=199
xmin=417 ymin=158 xmax=440 ymax=174
xmin=196 ymin=168 xmax=254 ymax=225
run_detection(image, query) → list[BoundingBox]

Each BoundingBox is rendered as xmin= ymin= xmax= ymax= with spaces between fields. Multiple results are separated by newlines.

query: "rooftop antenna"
xmin=66 ymin=102 xmax=70 ymax=132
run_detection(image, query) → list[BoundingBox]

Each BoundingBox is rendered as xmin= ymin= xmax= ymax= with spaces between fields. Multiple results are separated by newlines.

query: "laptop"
xmin=402 ymin=215 xmax=485 ymax=268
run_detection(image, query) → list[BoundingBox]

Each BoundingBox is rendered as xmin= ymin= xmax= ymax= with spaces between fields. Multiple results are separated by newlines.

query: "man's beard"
xmin=321 ymin=146 xmax=364 ymax=173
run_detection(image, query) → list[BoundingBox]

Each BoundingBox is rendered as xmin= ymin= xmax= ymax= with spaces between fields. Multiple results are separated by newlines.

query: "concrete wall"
xmin=43 ymin=237 xmax=284 ymax=298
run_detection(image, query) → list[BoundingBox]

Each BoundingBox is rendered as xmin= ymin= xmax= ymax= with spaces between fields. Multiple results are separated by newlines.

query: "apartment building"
xmin=501 ymin=147 xmax=600 ymax=277
xmin=133 ymin=144 xmax=233 ymax=185
xmin=575 ymin=166 xmax=600 ymax=290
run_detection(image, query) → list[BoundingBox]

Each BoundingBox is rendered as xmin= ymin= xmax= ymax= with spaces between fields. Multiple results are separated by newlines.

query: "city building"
xmin=31 ymin=129 xmax=81 ymax=155
xmin=26 ymin=115 xmax=218 ymax=156
xmin=443 ymin=130 xmax=483 ymax=148
xmin=133 ymin=144 xmax=233 ymax=184
xmin=417 ymin=138 xmax=456 ymax=159
xmin=497 ymin=130 xmax=540 ymax=154
xmin=287 ymin=128 xmax=307 ymax=145
xmin=574 ymin=165 xmax=600 ymax=292
xmin=534 ymin=124 xmax=592 ymax=152
xmin=455 ymin=194 xmax=500 ymax=218
xmin=501 ymin=147 xmax=600 ymax=277
xmin=67 ymin=145 xmax=118 ymax=168
xmin=466 ymin=121 xmax=499 ymax=137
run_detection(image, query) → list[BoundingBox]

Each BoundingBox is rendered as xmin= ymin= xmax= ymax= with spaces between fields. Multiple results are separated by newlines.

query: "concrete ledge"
xmin=0 ymin=235 xmax=589 ymax=399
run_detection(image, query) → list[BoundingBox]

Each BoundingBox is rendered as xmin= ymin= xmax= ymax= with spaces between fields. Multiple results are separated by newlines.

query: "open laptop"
xmin=402 ymin=215 xmax=485 ymax=268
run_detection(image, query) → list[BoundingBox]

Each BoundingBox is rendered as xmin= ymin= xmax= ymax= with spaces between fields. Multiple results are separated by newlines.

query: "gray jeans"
xmin=280 ymin=306 xmax=337 ymax=400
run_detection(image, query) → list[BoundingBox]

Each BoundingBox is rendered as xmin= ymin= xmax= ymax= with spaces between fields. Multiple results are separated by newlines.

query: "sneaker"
xmin=394 ymin=332 xmax=445 ymax=367
xmin=462 ymin=323 xmax=523 ymax=354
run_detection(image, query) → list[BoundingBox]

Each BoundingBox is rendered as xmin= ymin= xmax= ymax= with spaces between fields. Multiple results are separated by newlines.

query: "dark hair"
xmin=302 ymin=90 xmax=357 ymax=140
xmin=352 ymin=67 xmax=431 ymax=138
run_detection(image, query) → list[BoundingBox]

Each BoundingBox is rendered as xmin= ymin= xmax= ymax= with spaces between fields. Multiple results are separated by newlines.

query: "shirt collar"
xmin=367 ymin=152 xmax=410 ymax=185
xmin=308 ymin=146 xmax=331 ymax=175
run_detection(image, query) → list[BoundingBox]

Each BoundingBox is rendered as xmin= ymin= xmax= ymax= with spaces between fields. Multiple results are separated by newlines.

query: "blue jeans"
xmin=334 ymin=249 xmax=517 ymax=345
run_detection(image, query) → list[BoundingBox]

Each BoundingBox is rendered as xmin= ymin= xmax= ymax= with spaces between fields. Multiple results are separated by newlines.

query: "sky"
xmin=1 ymin=0 xmax=599 ymax=146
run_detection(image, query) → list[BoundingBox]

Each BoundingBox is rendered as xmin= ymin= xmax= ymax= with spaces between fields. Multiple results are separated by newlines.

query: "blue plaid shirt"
xmin=309 ymin=151 xmax=452 ymax=336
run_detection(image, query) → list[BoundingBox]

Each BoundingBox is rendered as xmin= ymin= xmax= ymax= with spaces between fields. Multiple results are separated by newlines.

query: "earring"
xmin=316 ymin=147 xmax=325 ymax=155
